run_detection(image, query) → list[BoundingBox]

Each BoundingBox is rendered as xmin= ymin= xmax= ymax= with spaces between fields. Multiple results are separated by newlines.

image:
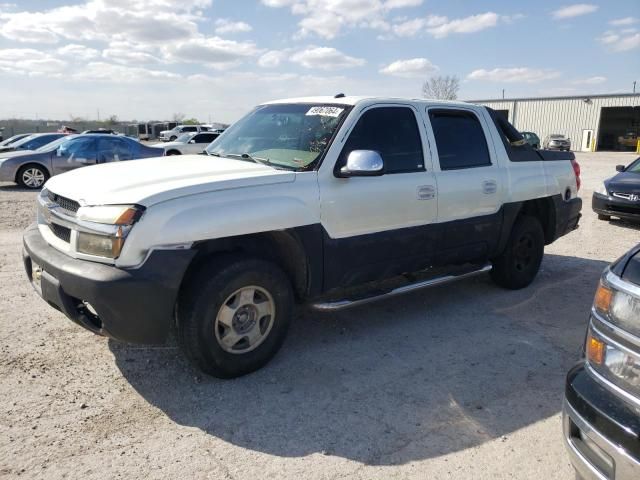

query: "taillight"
xmin=571 ymin=159 xmax=581 ymax=191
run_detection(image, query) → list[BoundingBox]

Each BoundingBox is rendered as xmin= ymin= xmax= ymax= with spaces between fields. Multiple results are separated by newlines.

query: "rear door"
xmin=424 ymin=106 xmax=504 ymax=264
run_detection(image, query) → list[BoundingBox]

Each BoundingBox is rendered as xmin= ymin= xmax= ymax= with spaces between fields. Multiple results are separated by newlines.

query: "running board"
xmin=310 ymin=264 xmax=492 ymax=311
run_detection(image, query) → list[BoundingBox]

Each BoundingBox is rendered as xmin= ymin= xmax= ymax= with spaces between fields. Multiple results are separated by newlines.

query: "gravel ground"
xmin=1 ymin=152 xmax=638 ymax=480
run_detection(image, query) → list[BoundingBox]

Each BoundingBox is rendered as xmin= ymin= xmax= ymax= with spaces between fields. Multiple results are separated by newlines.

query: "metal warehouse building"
xmin=470 ymin=93 xmax=639 ymax=152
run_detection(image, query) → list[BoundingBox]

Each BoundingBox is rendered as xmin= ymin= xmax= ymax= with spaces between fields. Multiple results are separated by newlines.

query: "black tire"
xmin=169 ymin=135 xmax=177 ymax=141
xmin=16 ymin=164 xmax=49 ymax=189
xmin=491 ymin=215 xmax=544 ymax=290
xmin=178 ymin=255 xmax=293 ymax=378
xmin=597 ymin=214 xmax=611 ymax=221
xmin=166 ymin=150 xmax=181 ymax=156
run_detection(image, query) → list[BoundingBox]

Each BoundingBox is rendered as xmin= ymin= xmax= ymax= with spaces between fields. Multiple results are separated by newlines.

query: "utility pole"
xmin=97 ymin=108 xmax=100 ymax=121
xmin=634 ymin=81 xmax=637 ymax=94
xmin=502 ymin=89 xmax=505 ymax=99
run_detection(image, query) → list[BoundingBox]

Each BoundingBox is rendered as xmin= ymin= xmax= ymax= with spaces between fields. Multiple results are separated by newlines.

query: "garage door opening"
xmin=597 ymin=106 xmax=640 ymax=151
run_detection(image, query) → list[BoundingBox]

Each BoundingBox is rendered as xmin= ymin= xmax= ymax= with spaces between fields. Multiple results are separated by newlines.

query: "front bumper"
xmin=592 ymin=193 xmax=640 ymax=221
xmin=563 ymin=363 xmax=640 ymax=479
xmin=22 ymin=223 xmax=196 ymax=344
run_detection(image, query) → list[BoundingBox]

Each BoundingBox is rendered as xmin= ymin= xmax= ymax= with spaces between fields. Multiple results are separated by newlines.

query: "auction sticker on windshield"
xmin=306 ymin=106 xmax=344 ymax=117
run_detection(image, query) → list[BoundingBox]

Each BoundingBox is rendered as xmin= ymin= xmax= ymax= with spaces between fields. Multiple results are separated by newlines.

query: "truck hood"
xmin=44 ymin=155 xmax=296 ymax=206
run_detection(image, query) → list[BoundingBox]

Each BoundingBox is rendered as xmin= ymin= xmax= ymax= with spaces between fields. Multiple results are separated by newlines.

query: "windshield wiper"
xmin=225 ymin=153 xmax=272 ymax=166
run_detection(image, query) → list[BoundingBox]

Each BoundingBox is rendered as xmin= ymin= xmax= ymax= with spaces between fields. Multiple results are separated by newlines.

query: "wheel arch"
xmin=179 ymin=229 xmax=318 ymax=304
xmin=15 ymin=162 xmax=50 ymax=184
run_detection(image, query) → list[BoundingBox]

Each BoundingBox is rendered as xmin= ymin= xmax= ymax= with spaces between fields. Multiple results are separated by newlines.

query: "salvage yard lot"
xmin=0 ymin=152 xmax=638 ymax=479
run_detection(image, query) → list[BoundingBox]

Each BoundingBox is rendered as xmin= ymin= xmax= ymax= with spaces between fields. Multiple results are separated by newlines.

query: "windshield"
xmin=627 ymin=157 xmax=640 ymax=174
xmin=205 ymin=103 xmax=351 ymax=170
xmin=175 ymin=132 xmax=195 ymax=143
xmin=550 ymin=135 xmax=565 ymax=139
xmin=36 ymin=135 xmax=75 ymax=152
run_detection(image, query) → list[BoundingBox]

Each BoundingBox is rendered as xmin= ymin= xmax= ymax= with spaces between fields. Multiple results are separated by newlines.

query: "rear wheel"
xmin=17 ymin=164 xmax=49 ymax=189
xmin=491 ymin=215 xmax=544 ymax=290
xmin=178 ymin=256 xmax=293 ymax=378
xmin=166 ymin=150 xmax=181 ymax=156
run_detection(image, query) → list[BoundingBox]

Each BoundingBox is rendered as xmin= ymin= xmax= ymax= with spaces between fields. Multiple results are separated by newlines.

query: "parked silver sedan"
xmin=0 ymin=134 xmax=161 ymax=189
xmin=543 ymin=134 xmax=571 ymax=151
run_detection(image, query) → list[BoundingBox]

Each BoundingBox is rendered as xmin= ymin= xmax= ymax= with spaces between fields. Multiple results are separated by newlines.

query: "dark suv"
xmin=563 ymin=243 xmax=640 ymax=479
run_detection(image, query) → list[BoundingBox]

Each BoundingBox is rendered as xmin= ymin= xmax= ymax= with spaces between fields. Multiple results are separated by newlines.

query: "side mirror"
xmin=339 ymin=150 xmax=384 ymax=177
xmin=510 ymin=139 xmax=527 ymax=147
xmin=189 ymin=139 xmax=195 ymax=144
xmin=616 ymin=164 xmax=626 ymax=172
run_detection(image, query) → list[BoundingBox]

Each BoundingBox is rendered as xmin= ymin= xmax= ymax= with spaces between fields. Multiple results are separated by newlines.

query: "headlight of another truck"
xmin=76 ymin=205 xmax=144 ymax=258
xmin=586 ymin=271 xmax=640 ymax=399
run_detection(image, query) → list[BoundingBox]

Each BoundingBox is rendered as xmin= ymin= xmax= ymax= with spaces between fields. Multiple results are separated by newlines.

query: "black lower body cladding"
xmin=22 ymin=223 xmax=196 ymax=344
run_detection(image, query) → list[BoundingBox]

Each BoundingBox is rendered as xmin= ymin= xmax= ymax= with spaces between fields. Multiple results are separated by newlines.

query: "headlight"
xmin=77 ymin=231 xmax=125 ymax=258
xmin=586 ymin=325 xmax=640 ymax=401
xmin=594 ymin=273 xmax=640 ymax=338
xmin=76 ymin=205 xmax=144 ymax=225
xmin=595 ymin=183 xmax=608 ymax=195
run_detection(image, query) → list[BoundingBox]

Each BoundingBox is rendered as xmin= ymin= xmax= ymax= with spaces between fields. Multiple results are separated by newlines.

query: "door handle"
xmin=482 ymin=180 xmax=497 ymax=194
xmin=417 ymin=185 xmax=436 ymax=200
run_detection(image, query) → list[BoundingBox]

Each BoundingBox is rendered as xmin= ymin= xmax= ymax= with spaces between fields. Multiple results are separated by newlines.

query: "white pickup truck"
xmin=23 ymin=96 xmax=582 ymax=378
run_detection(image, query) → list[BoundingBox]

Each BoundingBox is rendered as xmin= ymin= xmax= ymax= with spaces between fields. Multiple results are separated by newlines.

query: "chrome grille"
xmin=47 ymin=190 xmax=80 ymax=213
xmin=612 ymin=192 xmax=640 ymax=202
xmin=50 ymin=223 xmax=71 ymax=243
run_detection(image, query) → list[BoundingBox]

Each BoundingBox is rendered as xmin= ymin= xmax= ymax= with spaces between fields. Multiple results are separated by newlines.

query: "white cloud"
xmin=214 ymin=19 xmax=253 ymax=34
xmin=427 ymin=12 xmax=500 ymax=38
xmin=262 ymin=0 xmax=423 ymax=39
xmin=467 ymin=67 xmax=561 ymax=83
xmin=599 ymin=30 xmax=640 ymax=51
xmin=572 ymin=76 xmax=607 ymax=85
xmin=258 ymin=50 xmax=289 ymax=68
xmin=103 ymin=42 xmax=162 ymax=65
xmin=609 ymin=17 xmax=638 ymax=26
xmin=0 ymin=48 xmax=67 ymax=76
xmin=164 ymin=37 xmax=261 ymax=68
xmin=392 ymin=12 xmax=521 ymax=38
xmin=73 ymin=62 xmax=180 ymax=82
xmin=56 ymin=43 xmax=99 ymax=61
xmin=551 ymin=4 xmax=598 ymax=20
xmin=379 ymin=57 xmax=438 ymax=78
xmin=290 ymin=46 xmax=365 ymax=70
xmin=0 ymin=0 xmax=209 ymax=44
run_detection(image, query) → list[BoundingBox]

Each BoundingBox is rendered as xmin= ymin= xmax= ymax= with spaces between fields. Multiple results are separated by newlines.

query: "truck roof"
xmin=263 ymin=96 xmax=475 ymax=108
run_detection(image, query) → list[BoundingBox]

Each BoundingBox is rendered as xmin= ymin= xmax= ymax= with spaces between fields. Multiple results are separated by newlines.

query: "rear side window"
xmin=339 ymin=107 xmax=424 ymax=174
xmin=183 ymin=126 xmax=197 ymax=132
xmin=194 ymin=133 xmax=218 ymax=143
xmin=487 ymin=108 xmax=540 ymax=162
xmin=429 ymin=109 xmax=491 ymax=170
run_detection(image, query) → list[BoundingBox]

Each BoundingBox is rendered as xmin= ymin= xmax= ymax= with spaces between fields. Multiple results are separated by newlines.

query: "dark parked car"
xmin=0 ymin=134 xmax=161 ymax=189
xmin=0 ymin=133 xmax=67 ymax=155
xmin=0 ymin=133 xmax=31 ymax=148
xmin=521 ymin=131 xmax=540 ymax=149
xmin=593 ymin=157 xmax=640 ymax=222
xmin=563 ymin=243 xmax=640 ymax=479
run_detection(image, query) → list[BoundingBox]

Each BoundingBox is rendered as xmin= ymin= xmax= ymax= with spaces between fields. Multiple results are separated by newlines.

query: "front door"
xmin=581 ymin=129 xmax=594 ymax=152
xmin=51 ymin=137 xmax=97 ymax=175
xmin=318 ymin=104 xmax=438 ymax=289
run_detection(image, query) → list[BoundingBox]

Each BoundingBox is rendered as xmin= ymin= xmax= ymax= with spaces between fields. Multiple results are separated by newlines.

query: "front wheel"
xmin=178 ymin=256 xmax=293 ymax=378
xmin=166 ymin=150 xmax=181 ymax=156
xmin=491 ymin=215 xmax=544 ymax=290
xmin=169 ymin=135 xmax=177 ymax=141
xmin=17 ymin=164 xmax=49 ymax=189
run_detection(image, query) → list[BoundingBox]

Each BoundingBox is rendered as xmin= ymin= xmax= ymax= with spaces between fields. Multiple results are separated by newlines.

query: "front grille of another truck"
xmin=50 ymin=223 xmax=71 ymax=243
xmin=47 ymin=191 xmax=80 ymax=214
